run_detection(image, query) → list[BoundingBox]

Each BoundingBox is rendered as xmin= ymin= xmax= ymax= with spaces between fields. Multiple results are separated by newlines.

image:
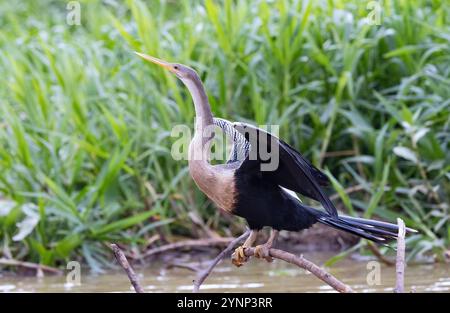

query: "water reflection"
xmin=1 ymin=252 xmax=448 ymax=293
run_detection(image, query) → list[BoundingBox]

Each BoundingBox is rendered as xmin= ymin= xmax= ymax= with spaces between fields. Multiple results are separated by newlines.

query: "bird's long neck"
xmin=183 ymin=75 xmax=214 ymax=137
xmin=184 ymin=74 xmax=236 ymax=213
xmin=184 ymin=74 xmax=215 ymax=191
xmin=184 ymin=74 xmax=214 ymax=163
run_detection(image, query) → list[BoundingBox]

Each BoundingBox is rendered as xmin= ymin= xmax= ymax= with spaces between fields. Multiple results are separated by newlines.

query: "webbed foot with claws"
xmin=231 ymin=230 xmax=258 ymax=267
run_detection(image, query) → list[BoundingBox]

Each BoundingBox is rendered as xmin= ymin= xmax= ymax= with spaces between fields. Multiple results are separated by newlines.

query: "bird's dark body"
xmin=233 ymin=161 xmax=317 ymax=231
xmin=230 ymin=151 xmax=412 ymax=244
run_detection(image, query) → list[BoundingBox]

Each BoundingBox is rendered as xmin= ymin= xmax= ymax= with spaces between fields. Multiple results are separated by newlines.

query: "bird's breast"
xmin=188 ymin=159 xmax=237 ymax=213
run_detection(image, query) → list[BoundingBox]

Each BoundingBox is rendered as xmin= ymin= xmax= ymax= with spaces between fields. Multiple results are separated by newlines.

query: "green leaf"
xmin=341 ymin=109 xmax=373 ymax=133
xmin=324 ymin=169 xmax=355 ymax=216
xmin=324 ymin=242 xmax=363 ymax=267
xmin=54 ymin=234 xmax=83 ymax=259
xmin=393 ymin=146 xmax=418 ymax=163
xmin=29 ymin=238 xmax=54 ymax=265
xmin=375 ymin=125 xmax=388 ymax=181
xmin=13 ymin=203 xmax=40 ymax=241
xmin=0 ymin=199 xmax=17 ymax=217
xmin=383 ymin=45 xmax=421 ymax=58
xmin=91 ymin=210 xmax=156 ymax=237
xmin=412 ymin=127 xmax=429 ymax=145
xmin=364 ymin=160 xmax=390 ymax=218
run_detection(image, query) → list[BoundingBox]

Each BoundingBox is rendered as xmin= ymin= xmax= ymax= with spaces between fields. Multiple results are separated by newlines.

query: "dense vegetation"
xmin=0 ymin=0 xmax=448 ymax=271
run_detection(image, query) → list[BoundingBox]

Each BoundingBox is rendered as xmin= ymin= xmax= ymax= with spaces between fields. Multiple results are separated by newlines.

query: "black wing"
xmin=233 ymin=122 xmax=337 ymax=218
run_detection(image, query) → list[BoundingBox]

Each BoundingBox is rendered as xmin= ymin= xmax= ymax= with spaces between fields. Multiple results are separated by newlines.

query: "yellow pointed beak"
xmin=134 ymin=52 xmax=175 ymax=73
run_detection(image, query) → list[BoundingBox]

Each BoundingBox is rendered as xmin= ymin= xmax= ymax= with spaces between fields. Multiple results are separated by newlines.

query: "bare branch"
xmin=329 ymin=184 xmax=365 ymax=201
xmin=394 ymin=218 xmax=406 ymax=293
xmin=110 ymin=244 xmax=144 ymax=293
xmin=366 ymin=242 xmax=395 ymax=266
xmin=144 ymin=237 xmax=235 ymax=258
xmin=193 ymin=230 xmax=250 ymax=293
xmin=114 ymin=220 xmax=409 ymax=294
xmin=244 ymin=248 xmax=354 ymax=293
xmin=167 ymin=261 xmax=201 ymax=272
xmin=192 ymin=230 xmax=354 ymax=293
xmin=0 ymin=258 xmax=63 ymax=275
xmin=323 ymin=149 xmax=356 ymax=158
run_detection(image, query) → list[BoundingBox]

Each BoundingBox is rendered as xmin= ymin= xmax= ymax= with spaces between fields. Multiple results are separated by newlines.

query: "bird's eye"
xmin=174 ymin=65 xmax=179 ymax=70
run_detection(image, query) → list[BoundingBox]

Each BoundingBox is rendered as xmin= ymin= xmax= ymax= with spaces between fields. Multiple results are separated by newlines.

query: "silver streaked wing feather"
xmin=213 ymin=118 xmax=250 ymax=164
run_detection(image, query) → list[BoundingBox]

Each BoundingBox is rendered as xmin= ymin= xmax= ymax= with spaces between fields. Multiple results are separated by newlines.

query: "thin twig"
xmin=144 ymin=237 xmax=234 ymax=258
xmin=193 ymin=230 xmax=250 ymax=293
xmin=323 ymin=150 xmax=356 ymax=158
xmin=329 ymin=184 xmax=392 ymax=201
xmin=395 ymin=218 xmax=406 ymax=293
xmin=366 ymin=242 xmax=395 ymax=266
xmin=167 ymin=261 xmax=201 ymax=272
xmin=0 ymin=258 xmax=63 ymax=275
xmin=329 ymin=184 xmax=366 ymax=201
xmin=188 ymin=211 xmax=222 ymax=239
xmin=110 ymin=244 xmax=144 ymax=293
xmin=244 ymin=248 xmax=354 ymax=293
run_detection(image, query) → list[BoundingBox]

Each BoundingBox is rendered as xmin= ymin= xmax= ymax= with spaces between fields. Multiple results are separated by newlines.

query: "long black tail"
xmin=304 ymin=206 xmax=417 ymax=244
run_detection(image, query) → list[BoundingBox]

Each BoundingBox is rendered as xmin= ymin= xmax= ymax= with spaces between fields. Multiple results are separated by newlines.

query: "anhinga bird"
xmin=136 ymin=53 xmax=417 ymax=266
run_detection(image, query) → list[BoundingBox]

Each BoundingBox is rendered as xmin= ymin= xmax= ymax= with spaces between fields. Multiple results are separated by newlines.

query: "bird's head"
xmin=134 ymin=52 xmax=198 ymax=82
xmin=134 ymin=52 xmax=213 ymax=127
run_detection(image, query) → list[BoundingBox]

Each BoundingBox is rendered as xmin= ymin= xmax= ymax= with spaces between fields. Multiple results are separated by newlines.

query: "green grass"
xmin=0 ymin=0 xmax=449 ymax=271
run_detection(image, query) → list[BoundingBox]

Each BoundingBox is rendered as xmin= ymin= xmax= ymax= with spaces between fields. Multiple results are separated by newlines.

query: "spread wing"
xmin=232 ymin=122 xmax=337 ymax=218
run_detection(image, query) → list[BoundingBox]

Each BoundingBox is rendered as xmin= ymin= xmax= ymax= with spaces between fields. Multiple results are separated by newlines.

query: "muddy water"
xmin=1 ymin=253 xmax=449 ymax=293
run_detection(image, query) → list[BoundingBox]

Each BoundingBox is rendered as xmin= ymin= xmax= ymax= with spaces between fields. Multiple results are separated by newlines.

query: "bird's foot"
xmin=254 ymin=244 xmax=273 ymax=262
xmin=231 ymin=246 xmax=248 ymax=267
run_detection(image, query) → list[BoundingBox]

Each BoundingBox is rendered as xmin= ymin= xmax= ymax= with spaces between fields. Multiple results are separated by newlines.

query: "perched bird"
xmin=136 ymin=53 xmax=417 ymax=266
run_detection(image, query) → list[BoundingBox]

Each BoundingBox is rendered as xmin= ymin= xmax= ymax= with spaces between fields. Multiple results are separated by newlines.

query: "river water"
xmin=1 ymin=252 xmax=449 ymax=292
